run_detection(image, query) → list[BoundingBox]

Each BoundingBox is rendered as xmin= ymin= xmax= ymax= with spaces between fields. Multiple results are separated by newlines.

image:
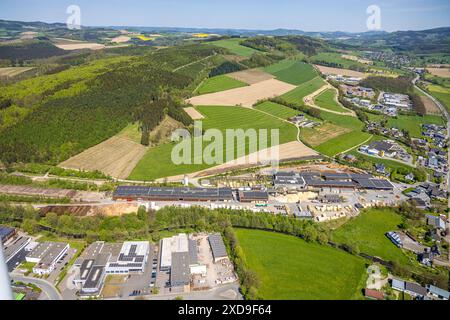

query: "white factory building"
xmin=105 ymin=241 xmax=149 ymax=274
xmin=26 ymin=242 xmax=69 ymax=275
xmin=160 ymin=233 xmax=189 ymax=271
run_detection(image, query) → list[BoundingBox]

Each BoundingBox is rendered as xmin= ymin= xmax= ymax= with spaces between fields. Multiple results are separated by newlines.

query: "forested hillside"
xmin=0 ymin=44 xmax=223 ymax=164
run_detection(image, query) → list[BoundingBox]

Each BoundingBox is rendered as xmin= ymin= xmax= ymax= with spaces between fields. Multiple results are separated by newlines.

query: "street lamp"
xmin=0 ymin=244 xmax=13 ymax=300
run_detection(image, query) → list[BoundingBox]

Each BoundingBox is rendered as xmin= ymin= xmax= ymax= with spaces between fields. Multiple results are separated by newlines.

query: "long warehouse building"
xmin=113 ymin=186 xmax=234 ymax=202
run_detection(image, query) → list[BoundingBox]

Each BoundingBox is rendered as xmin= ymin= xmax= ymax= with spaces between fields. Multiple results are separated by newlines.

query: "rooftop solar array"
xmin=188 ymin=239 xmax=198 ymax=266
xmin=113 ymin=186 xmax=233 ymax=200
xmin=208 ymin=233 xmax=228 ymax=260
xmin=0 ymin=226 xmax=15 ymax=242
xmin=353 ymin=178 xmax=394 ymax=190
xmin=238 ymin=190 xmax=269 ymax=201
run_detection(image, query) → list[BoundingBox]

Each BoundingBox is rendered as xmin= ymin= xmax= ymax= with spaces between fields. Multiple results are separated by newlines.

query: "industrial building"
xmin=160 ymin=234 xmax=189 ymax=271
xmin=4 ymin=236 xmax=31 ymax=264
xmin=106 ymin=241 xmax=149 ymax=274
xmin=170 ymin=252 xmax=191 ymax=290
xmin=26 ymin=242 xmax=69 ymax=275
xmin=273 ymin=171 xmax=394 ymax=191
xmin=0 ymin=226 xmax=16 ymax=244
xmin=237 ymin=190 xmax=269 ymax=203
xmin=208 ymin=233 xmax=228 ymax=263
xmin=73 ymin=242 xmax=123 ymax=297
xmin=113 ymin=186 xmax=233 ymax=202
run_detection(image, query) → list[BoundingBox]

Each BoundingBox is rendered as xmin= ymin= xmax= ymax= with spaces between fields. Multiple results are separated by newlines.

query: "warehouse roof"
xmin=27 ymin=242 xmax=68 ymax=266
xmin=188 ymin=239 xmax=198 ymax=266
xmin=170 ymin=252 xmax=190 ymax=286
xmin=83 ymin=266 xmax=105 ymax=291
xmin=208 ymin=233 xmax=227 ymax=260
xmin=238 ymin=190 xmax=269 ymax=201
xmin=113 ymin=186 xmax=233 ymax=200
xmin=0 ymin=226 xmax=15 ymax=243
xmin=353 ymin=178 xmax=394 ymax=190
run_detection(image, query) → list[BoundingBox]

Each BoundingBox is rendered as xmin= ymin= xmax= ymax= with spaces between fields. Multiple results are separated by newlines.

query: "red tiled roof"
xmin=365 ymin=289 xmax=384 ymax=300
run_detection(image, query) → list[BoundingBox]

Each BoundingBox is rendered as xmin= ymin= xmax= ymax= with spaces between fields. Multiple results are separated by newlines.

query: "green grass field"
xmin=263 ymin=60 xmax=318 ymax=85
xmin=427 ymin=84 xmax=450 ymax=112
xmin=254 ymin=101 xmax=299 ymax=119
xmin=315 ymin=130 xmax=372 ymax=156
xmin=331 ymin=208 xmax=411 ymax=265
xmin=195 ymin=75 xmax=247 ymax=95
xmin=310 ymin=52 xmax=367 ymax=70
xmin=235 ymin=228 xmax=367 ymax=300
xmin=314 ymin=88 xmax=350 ymax=113
xmin=211 ymin=38 xmax=259 ymax=57
xmin=129 ymin=106 xmax=298 ymax=180
xmin=281 ymin=77 xmax=326 ymax=104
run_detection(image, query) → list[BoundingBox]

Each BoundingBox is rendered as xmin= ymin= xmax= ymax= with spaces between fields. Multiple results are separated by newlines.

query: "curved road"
xmin=11 ymin=274 xmax=62 ymax=300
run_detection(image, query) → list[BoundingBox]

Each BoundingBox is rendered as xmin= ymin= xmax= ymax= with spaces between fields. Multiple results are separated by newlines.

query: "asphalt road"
xmin=10 ymin=274 xmax=62 ymax=300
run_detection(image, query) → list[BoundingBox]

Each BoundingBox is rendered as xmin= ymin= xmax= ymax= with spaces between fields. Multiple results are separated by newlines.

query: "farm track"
xmin=303 ymin=83 xmax=356 ymax=117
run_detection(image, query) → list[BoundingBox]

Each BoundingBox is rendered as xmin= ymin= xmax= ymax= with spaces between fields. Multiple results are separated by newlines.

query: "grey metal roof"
xmin=188 ymin=239 xmax=198 ymax=265
xmin=113 ymin=186 xmax=233 ymax=200
xmin=0 ymin=226 xmax=14 ymax=242
xmin=208 ymin=233 xmax=227 ymax=260
xmin=83 ymin=266 xmax=105 ymax=290
xmin=238 ymin=190 xmax=269 ymax=200
xmin=170 ymin=252 xmax=190 ymax=286
xmin=405 ymin=282 xmax=427 ymax=296
xmin=427 ymin=285 xmax=449 ymax=299
xmin=354 ymin=178 xmax=394 ymax=190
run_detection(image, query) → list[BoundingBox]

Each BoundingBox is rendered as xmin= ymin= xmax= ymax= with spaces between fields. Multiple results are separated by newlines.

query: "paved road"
xmin=10 ymin=274 xmax=62 ymax=300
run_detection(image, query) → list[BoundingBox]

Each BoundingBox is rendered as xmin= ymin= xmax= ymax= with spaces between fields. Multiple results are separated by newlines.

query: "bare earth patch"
xmin=301 ymin=123 xmax=351 ymax=146
xmin=186 ymin=79 xmax=296 ymax=107
xmin=59 ymin=136 xmax=147 ymax=179
xmin=421 ymin=96 xmax=441 ymax=115
xmin=0 ymin=67 xmax=35 ymax=78
xmin=426 ymin=68 xmax=450 ymax=78
xmin=184 ymin=107 xmax=205 ymax=120
xmin=342 ymin=54 xmax=373 ymax=65
xmin=55 ymin=43 xmax=106 ymax=50
xmin=111 ymin=35 xmax=131 ymax=43
xmin=227 ymin=69 xmax=275 ymax=85
xmin=314 ymin=65 xmax=367 ymax=78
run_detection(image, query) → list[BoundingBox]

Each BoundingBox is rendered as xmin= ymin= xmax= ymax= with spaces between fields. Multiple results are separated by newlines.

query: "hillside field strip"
xmin=227 ymin=69 xmax=275 ymax=85
xmin=314 ymin=88 xmax=352 ymax=113
xmin=235 ymin=229 xmax=367 ymax=300
xmin=264 ymin=60 xmax=318 ymax=85
xmin=184 ymin=107 xmax=204 ymax=120
xmin=187 ymin=79 xmax=296 ymax=107
xmin=281 ymin=77 xmax=326 ymax=104
xmin=0 ymin=67 xmax=35 ymax=78
xmin=254 ymin=101 xmax=299 ymax=119
xmin=211 ymin=38 xmax=260 ymax=57
xmin=129 ymin=105 xmax=304 ymax=180
xmin=59 ymin=136 xmax=147 ymax=179
xmin=195 ymin=74 xmax=247 ymax=95
xmin=314 ymin=65 xmax=367 ymax=78
xmin=426 ymin=68 xmax=450 ymax=78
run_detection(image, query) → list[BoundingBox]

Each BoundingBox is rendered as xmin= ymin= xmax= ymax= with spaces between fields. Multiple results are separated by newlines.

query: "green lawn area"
xmin=314 ymin=88 xmax=349 ymax=113
xmin=281 ymin=77 xmax=326 ymax=104
xmin=315 ymin=130 xmax=372 ymax=156
xmin=386 ymin=114 xmax=444 ymax=138
xmin=254 ymin=101 xmax=299 ymax=119
xmin=263 ymin=60 xmax=318 ymax=85
xmin=331 ymin=208 xmax=411 ymax=265
xmin=195 ymin=75 xmax=247 ymax=95
xmin=312 ymin=110 xmax=370 ymax=156
xmin=310 ymin=52 xmax=367 ymax=70
xmin=129 ymin=106 xmax=298 ymax=180
xmin=427 ymin=84 xmax=450 ymax=111
xmin=235 ymin=228 xmax=367 ymax=300
xmin=211 ymin=38 xmax=259 ymax=57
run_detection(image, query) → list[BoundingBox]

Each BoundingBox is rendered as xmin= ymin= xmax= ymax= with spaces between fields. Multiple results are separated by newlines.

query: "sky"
xmin=0 ymin=0 xmax=449 ymax=32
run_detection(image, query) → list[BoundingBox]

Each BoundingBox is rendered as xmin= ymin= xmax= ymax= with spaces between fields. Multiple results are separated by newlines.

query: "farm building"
xmin=208 ymin=233 xmax=228 ymax=263
xmin=113 ymin=186 xmax=233 ymax=202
